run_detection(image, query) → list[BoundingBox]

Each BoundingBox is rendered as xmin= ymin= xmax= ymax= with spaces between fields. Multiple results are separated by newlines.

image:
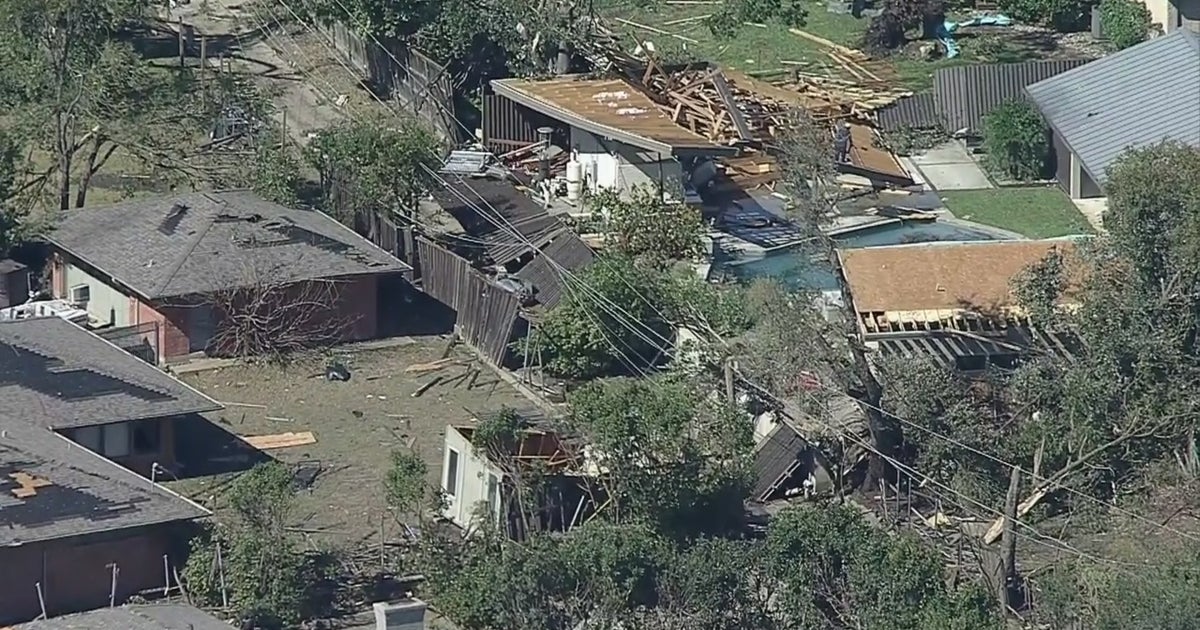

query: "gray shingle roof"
xmin=15 ymin=604 xmax=232 ymax=629
xmin=47 ymin=190 xmax=410 ymax=300
xmin=514 ymin=232 xmax=596 ymax=309
xmin=0 ymin=317 xmax=222 ymax=429
xmin=0 ymin=420 xmax=208 ymax=546
xmin=1026 ymin=30 xmax=1200 ymax=185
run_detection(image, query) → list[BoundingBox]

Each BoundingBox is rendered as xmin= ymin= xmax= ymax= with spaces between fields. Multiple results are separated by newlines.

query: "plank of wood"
xmin=613 ymin=17 xmax=700 ymax=44
xmin=788 ymin=28 xmax=868 ymax=60
xmin=242 ymin=431 xmax=317 ymax=450
xmin=404 ymin=358 xmax=458 ymax=374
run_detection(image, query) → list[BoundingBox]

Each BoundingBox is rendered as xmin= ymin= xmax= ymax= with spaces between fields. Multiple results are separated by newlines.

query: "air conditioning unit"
xmin=70 ymin=284 xmax=91 ymax=308
xmin=373 ymin=598 xmax=427 ymax=630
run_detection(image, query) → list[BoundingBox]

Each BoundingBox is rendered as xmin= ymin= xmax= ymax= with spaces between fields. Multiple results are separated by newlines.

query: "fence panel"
xmin=416 ymin=237 xmax=521 ymax=364
xmin=321 ymin=22 xmax=458 ymax=143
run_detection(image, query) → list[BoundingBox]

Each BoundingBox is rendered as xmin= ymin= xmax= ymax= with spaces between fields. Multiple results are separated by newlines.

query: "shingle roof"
xmin=47 ymin=191 xmax=410 ymax=300
xmin=839 ymin=240 xmax=1078 ymax=313
xmin=15 ymin=604 xmax=232 ymax=629
xmin=0 ymin=317 xmax=222 ymax=430
xmin=432 ymin=177 xmax=569 ymax=265
xmin=0 ymin=420 xmax=208 ymax=546
xmin=514 ymin=232 xmax=596 ymax=309
xmin=752 ymin=423 xmax=807 ymax=501
xmin=1026 ymin=30 xmax=1200 ymax=185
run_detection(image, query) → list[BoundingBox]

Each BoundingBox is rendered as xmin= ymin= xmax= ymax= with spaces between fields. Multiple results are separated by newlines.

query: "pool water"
xmin=722 ymin=220 xmax=1004 ymax=292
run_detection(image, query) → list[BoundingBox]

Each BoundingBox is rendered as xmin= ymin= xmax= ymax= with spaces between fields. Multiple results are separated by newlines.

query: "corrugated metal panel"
xmin=514 ymin=232 xmax=596 ymax=309
xmin=416 ymin=237 xmax=522 ymax=364
xmin=751 ymin=423 xmax=808 ymax=501
xmin=935 ymin=59 xmax=1092 ymax=134
xmin=876 ymin=92 xmax=941 ymax=131
xmin=482 ymin=94 xmax=556 ymax=153
xmin=1027 ymin=30 xmax=1200 ymax=184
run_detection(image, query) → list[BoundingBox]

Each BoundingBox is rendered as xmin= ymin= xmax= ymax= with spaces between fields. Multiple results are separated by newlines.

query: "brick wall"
xmin=0 ymin=526 xmax=181 ymax=624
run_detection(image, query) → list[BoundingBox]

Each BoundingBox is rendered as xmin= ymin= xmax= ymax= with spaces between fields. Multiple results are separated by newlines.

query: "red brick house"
xmin=0 ymin=420 xmax=209 ymax=624
xmin=0 ymin=317 xmax=223 ymax=478
xmin=44 ymin=190 xmax=411 ymax=363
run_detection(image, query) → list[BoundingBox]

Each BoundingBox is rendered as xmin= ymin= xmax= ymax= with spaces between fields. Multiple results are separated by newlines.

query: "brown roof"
xmin=491 ymin=76 xmax=735 ymax=155
xmin=840 ymin=240 xmax=1077 ymax=313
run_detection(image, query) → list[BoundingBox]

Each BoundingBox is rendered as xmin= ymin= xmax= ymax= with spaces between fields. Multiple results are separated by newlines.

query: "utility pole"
xmin=200 ymin=36 xmax=207 ymax=96
xmin=997 ymin=467 xmax=1021 ymax=613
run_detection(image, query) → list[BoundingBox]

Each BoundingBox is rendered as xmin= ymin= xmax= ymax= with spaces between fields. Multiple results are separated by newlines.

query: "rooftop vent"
xmin=373 ymin=598 xmax=427 ymax=630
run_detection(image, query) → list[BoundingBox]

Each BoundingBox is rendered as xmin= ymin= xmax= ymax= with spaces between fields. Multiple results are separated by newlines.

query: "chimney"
xmin=374 ymin=598 xmax=428 ymax=630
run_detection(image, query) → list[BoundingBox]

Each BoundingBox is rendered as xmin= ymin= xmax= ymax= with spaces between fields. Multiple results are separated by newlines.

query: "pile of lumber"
xmin=786 ymin=73 xmax=913 ymax=117
xmin=640 ymin=66 xmax=798 ymax=144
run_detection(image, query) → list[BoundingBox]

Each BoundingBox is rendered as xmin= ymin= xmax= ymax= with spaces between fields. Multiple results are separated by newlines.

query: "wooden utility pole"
xmin=997 ymin=467 xmax=1022 ymax=612
xmin=199 ymin=36 xmax=207 ymax=96
xmin=724 ymin=358 xmax=735 ymax=404
xmin=177 ymin=19 xmax=186 ymax=68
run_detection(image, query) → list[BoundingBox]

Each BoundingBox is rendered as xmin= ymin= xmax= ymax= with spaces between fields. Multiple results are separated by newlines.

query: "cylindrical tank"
xmin=566 ymin=159 xmax=583 ymax=202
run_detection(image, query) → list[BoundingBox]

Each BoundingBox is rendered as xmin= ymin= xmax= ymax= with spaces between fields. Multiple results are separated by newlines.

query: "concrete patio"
xmin=907 ymin=141 xmax=994 ymax=191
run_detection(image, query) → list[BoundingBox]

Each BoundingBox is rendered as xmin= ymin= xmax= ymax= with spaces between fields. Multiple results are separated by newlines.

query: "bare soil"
xmin=166 ymin=337 xmax=530 ymax=551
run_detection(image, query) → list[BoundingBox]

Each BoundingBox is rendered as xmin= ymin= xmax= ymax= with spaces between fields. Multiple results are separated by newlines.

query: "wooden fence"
xmin=321 ymin=21 xmax=458 ymax=143
xmin=416 ymin=237 xmax=522 ymax=364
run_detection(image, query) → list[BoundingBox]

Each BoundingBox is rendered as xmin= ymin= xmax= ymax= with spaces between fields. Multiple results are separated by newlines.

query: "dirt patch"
xmin=166 ymin=338 xmax=532 ymax=551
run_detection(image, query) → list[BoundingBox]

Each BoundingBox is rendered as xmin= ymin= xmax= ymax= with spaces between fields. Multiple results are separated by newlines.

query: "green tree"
xmin=248 ymin=135 xmax=303 ymax=207
xmin=998 ymin=0 xmax=1092 ymax=31
xmin=983 ymin=100 xmax=1050 ymax=181
xmin=566 ymin=374 xmax=753 ymax=538
xmin=183 ymin=463 xmax=315 ymax=629
xmin=306 ymin=115 xmax=439 ymax=224
xmin=589 ymin=186 xmax=705 ymax=264
xmin=1099 ymin=0 xmax=1153 ymax=49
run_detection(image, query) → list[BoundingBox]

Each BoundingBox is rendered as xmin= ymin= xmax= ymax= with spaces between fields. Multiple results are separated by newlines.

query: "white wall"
xmin=570 ymin=128 xmax=683 ymax=199
xmin=441 ymin=426 xmax=503 ymax=531
xmin=62 ymin=262 xmax=133 ymax=327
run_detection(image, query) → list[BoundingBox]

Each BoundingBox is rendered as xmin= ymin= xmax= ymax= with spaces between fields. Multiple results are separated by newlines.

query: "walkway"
xmin=907 ymin=141 xmax=994 ymax=191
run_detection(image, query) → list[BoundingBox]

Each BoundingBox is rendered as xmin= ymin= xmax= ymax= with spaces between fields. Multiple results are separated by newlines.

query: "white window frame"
xmin=445 ymin=448 xmax=460 ymax=498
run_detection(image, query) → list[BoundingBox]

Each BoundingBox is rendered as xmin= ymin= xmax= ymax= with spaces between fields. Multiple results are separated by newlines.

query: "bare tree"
xmin=190 ymin=263 xmax=357 ymax=362
xmin=773 ymin=109 xmax=902 ymax=485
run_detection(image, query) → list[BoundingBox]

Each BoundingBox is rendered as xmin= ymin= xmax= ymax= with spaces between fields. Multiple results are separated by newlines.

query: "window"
xmin=445 ymin=449 xmax=460 ymax=497
xmin=69 ymin=284 xmax=90 ymax=307
xmin=102 ymin=423 xmax=130 ymax=458
xmin=131 ymin=420 xmax=161 ymax=455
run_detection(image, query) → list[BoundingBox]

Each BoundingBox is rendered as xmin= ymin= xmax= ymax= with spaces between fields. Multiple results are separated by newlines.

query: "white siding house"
xmin=570 ymin=128 xmax=684 ymax=199
xmin=61 ymin=261 xmax=134 ymax=327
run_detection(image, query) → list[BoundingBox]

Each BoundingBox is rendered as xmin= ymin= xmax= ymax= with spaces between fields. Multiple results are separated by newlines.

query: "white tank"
xmin=566 ymin=159 xmax=584 ymax=202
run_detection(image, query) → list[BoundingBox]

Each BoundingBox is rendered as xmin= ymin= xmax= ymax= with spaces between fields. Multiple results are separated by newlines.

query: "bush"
xmin=983 ymin=100 xmax=1051 ymax=181
xmin=998 ymin=0 xmax=1091 ymax=31
xmin=1100 ymin=0 xmax=1152 ymax=49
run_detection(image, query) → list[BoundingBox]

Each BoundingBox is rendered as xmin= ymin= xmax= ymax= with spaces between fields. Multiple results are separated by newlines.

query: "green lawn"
xmin=598 ymin=2 xmax=1048 ymax=91
xmin=940 ymin=187 xmax=1096 ymax=239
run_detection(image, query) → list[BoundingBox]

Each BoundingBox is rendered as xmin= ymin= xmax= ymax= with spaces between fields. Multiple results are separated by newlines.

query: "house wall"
xmin=0 ymin=525 xmax=181 ymax=624
xmin=570 ymin=128 xmax=684 ymax=199
xmin=441 ymin=426 xmax=503 ymax=530
xmin=50 ymin=254 xmax=134 ymax=328
xmin=1143 ymin=0 xmax=1172 ymax=30
xmin=61 ymin=417 xmax=177 ymax=478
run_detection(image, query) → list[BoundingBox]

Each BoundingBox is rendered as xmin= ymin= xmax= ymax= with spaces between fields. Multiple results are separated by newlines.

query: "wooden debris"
xmin=219 ymin=400 xmax=266 ymax=409
xmin=612 ymin=17 xmax=700 ymax=44
xmin=404 ymin=358 xmax=458 ymax=374
xmin=412 ymin=376 xmax=443 ymax=398
xmin=242 ymin=431 xmax=317 ymax=450
xmin=10 ymin=472 xmax=52 ymax=498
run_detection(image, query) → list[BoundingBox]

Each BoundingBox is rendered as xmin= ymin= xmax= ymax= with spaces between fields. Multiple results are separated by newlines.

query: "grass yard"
xmin=940 ymin=187 xmax=1095 ymax=239
xmin=600 ymin=1 xmax=1070 ymax=90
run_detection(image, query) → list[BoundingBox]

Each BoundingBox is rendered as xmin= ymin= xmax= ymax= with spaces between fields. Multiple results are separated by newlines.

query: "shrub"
xmin=998 ymin=0 xmax=1091 ymax=32
xmin=983 ymin=100 xmax=1051 ymax=181
xmin=1100 ymin=0 xmax=1152 ymax=49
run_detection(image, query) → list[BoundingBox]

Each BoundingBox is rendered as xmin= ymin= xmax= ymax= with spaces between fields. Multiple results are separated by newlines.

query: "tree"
xmin=1099 ymin=0 xmax=1153 ymax=49
xmin=589 ymin=186 xmax=705 ymax=264
xmin=862 ymin=0 xmax=946 ymax=53
xmin=0 ymin=0 xmax=266 ymax=210
xmin=527 ymin=254 xmax=672 ymax=379
xmin=565 ymin=374 xmax=753 ymax=538
xmin=983 ymin=100 xmax=1050 ymax=181
xmin=306 ymin=115 xmax=439 ymax=225
xmin=998 ymin=0 xmax=1092 ymax=31
xmin=183 ymin=463 xmax=317 ymax=629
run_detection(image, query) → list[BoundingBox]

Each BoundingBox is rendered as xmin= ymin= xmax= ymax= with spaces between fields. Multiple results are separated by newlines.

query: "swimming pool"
xmin=720 ymin=219 xmax=1006 ymax=291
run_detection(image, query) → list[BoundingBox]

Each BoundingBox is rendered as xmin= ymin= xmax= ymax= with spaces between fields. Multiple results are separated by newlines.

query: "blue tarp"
xmin=936 ymin=14 xmax=1014 ymax=58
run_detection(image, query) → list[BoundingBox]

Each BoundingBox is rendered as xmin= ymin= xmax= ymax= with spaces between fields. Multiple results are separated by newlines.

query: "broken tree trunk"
xmin=997 ymin=467 xmax=1021 ymax=613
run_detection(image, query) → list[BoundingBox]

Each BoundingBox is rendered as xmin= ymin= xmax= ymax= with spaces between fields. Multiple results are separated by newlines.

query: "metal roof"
xmin=1026 ymin=30 xmax=1200 ymax=186
xmin=935 ymin=59 xmax=1090 ymax=134
xmin=875 ymin=92 xmax=940 ymax=131
xmin=514 ymin=232 xmax=596 ymax=309
xmin=751 ymin=422 xmax=807 ymax=501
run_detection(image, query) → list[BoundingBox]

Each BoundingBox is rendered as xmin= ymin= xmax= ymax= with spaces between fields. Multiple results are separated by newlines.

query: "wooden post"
xmin=723 ymin=358 xmax=735 ymax=404
xmin=280 ymin=109 xmax=288 ymax=148
xmin=199 ymin=36 xmax=207 ymax=95
xmin=107 ymin=563 xmax=119 ymax=607
xmin=215 ymin=539 xmax=229 ymax=608
xmin=998 ymin=467 xmax=1022 ymax=613
xmin=177 ymin=19 xmax=185 ymax=68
